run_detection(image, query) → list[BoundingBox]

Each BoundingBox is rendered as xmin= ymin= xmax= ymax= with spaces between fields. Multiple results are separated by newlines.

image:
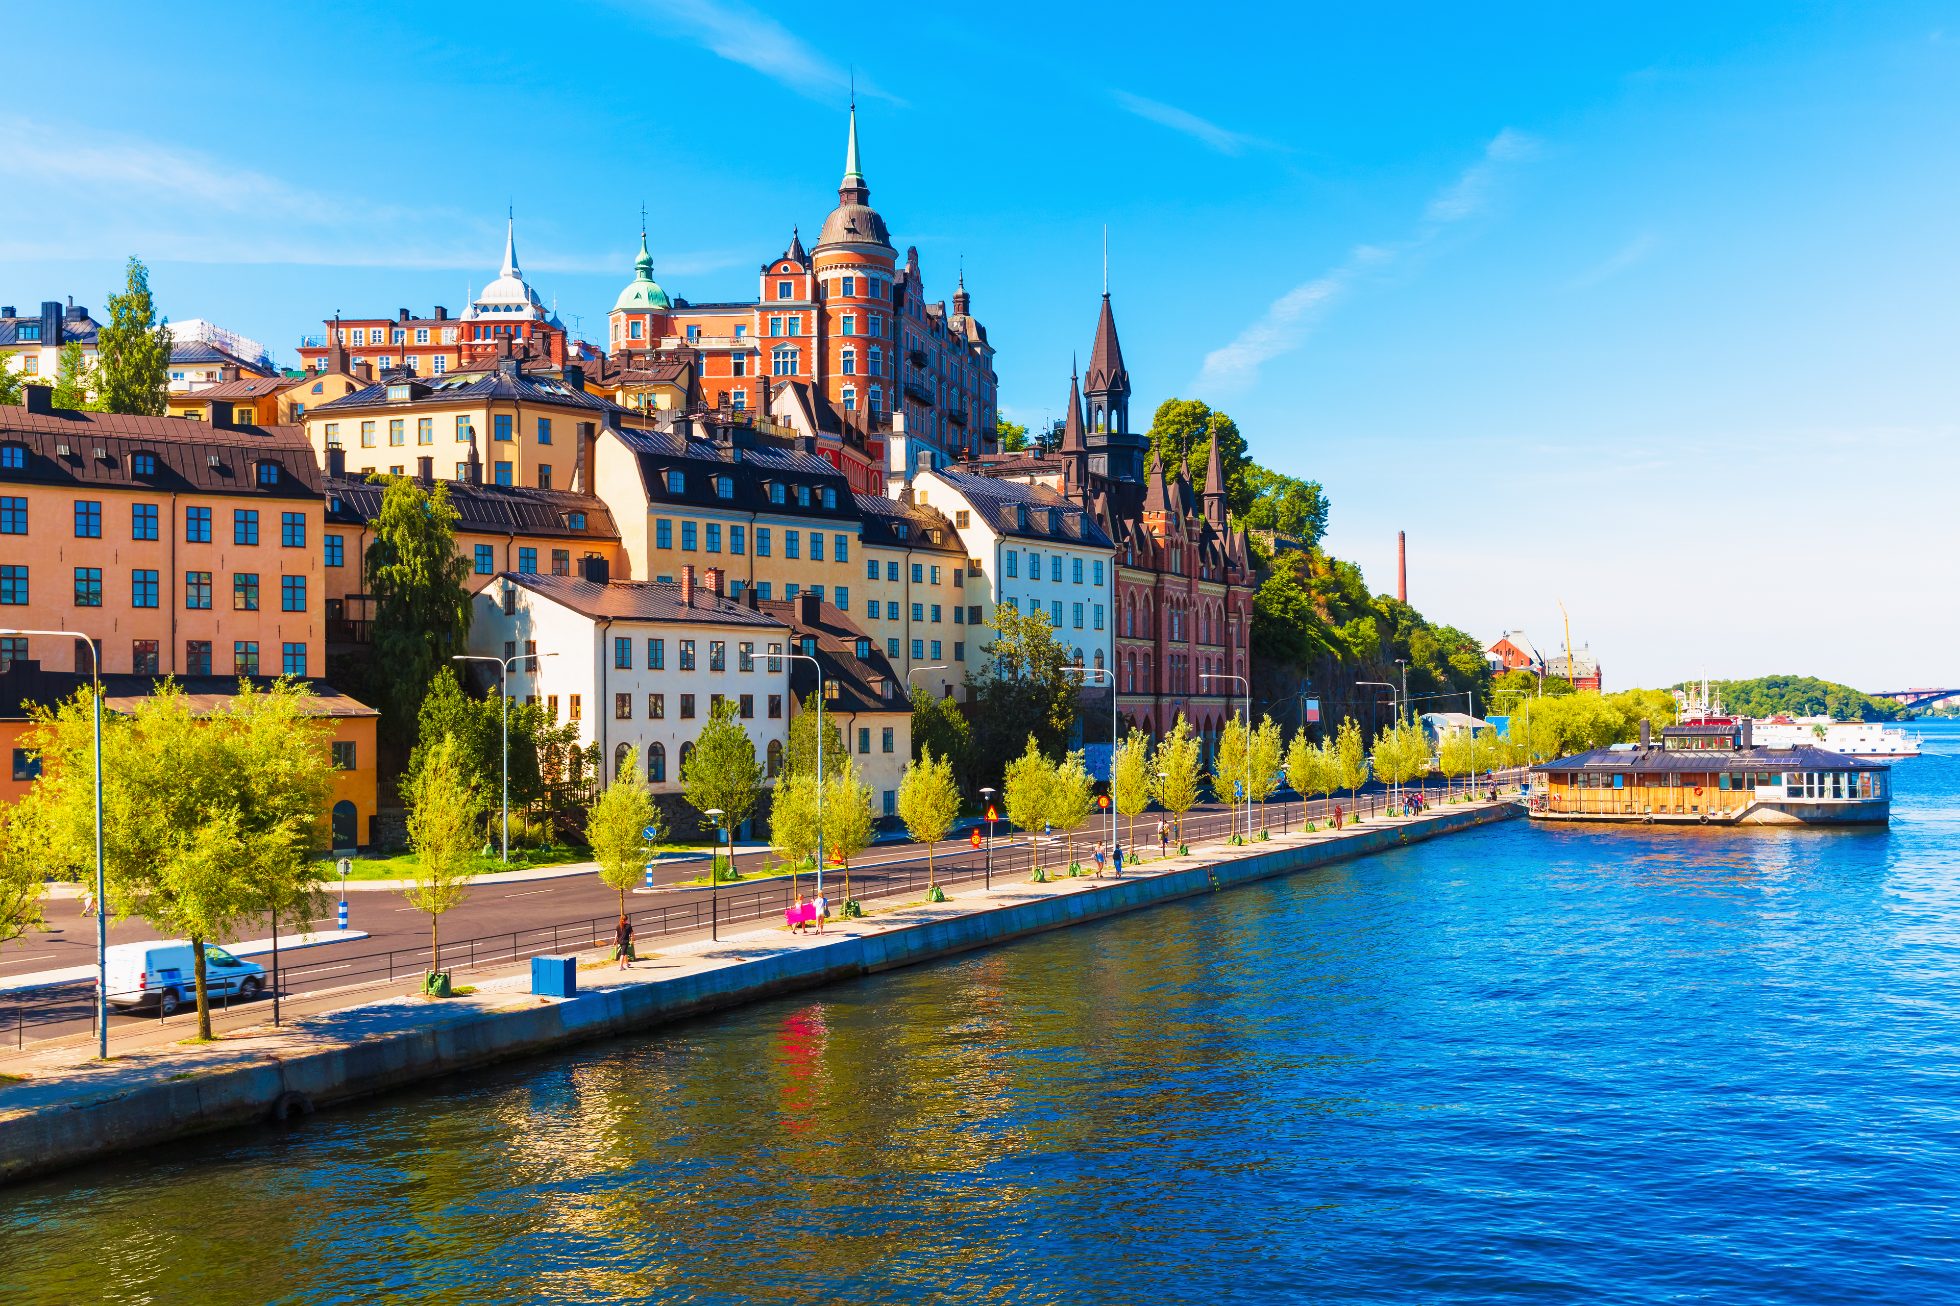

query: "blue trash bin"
xmin=531 ymin=955 xmax=577 ymax=999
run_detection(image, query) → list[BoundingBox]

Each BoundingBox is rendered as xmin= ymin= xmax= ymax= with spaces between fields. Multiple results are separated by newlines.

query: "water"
xmin=6 ymin=726 xmax=1960 ymax=1304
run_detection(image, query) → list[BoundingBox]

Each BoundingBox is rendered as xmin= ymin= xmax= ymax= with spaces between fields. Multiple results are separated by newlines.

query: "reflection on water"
xmin=5 ymin=725 xmax=1960 ymax=1304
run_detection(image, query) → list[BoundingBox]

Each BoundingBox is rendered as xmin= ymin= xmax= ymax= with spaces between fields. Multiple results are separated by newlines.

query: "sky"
xmin=5 ymin=2 xmax=1957 ymax=692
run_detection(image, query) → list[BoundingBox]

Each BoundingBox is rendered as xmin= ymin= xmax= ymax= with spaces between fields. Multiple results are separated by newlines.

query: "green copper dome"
xmin=612 ymin=232 xmax=671 ymax=311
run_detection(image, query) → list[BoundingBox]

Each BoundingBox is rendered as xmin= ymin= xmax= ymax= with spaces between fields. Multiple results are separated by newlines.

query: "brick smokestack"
xmin=680 ymin=564 xmax=695 ymax=607
xmin=1397 ymin=530 xmax=1407 ymax=604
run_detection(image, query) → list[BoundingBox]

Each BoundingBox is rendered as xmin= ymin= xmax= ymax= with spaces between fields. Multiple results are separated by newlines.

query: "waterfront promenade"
xmin=0 ymin=796 xmax=1518 ymax=1184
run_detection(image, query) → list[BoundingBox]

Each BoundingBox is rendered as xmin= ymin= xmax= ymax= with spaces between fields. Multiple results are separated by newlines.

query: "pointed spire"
xmin=783 ymin=225 xmax=807 ymax=265
xmin=1144 ymin=447 xmax=1172 ymax=514
xmin=501 ymin=209 xmax=519 ymax=278
xmin=843 ymin=98 xmax=864 ymax=185
xmin=1085 ymin=293 xmax=1129 ymax=398
xmin=1061 ymin=364 xmax=1086 ymax=454
xmin=1202 ymin=426 xmax=1228 ymax=526
xmin=634 ymin=226 xmax=654 ymax=277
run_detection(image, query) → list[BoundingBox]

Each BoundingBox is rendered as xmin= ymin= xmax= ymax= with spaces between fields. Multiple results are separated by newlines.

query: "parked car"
xmin=102 ymin=941 xmax=266 ymax=1016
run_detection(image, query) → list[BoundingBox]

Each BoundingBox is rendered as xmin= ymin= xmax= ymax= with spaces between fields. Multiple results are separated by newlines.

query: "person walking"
xmin=814 ymin=891 xmax=829 ymax=935
xmin=614 ymin=914 xmax=636 ymax=970
xmin=1158 ymin=820 xmax=1170 ymax=859
xmin=1093 ymin=841 xmax=1107 ymax=878
xmin=1332 ymin=802 xmax=1344 ymax=831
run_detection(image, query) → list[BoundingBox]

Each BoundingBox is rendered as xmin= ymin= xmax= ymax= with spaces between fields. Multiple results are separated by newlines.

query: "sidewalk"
xmin=0 ymin=928 xmax=370 ymax=995
xmin=335 ymin=842 xmax=771 ymax=892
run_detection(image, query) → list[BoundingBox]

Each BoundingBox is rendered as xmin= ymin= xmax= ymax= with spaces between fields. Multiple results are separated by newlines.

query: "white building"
xmin=468 ymin=564 xmax=791 ymax=833
xmin=2 ymin=300 xmax=100 ymax=382
xmin=909 ymin=463 xmax=1115 ymax=685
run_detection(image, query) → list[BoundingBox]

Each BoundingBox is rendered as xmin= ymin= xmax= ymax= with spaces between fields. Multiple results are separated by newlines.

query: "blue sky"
xmin=6 ymin=2 xmax=1957 ymax=692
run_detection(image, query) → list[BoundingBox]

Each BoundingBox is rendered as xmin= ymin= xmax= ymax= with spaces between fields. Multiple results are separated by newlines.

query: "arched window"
xmin=614 ymin=742 xmax=633 ymax=781
xmin=649 ymin=741 xmax=667 ymax=783
xmin=679 ymin=742 xmax=694 ymax=775
xmin=767 ymin=739 xmax=783 ymax=777
xmin=1093 ymin=648 xmax=1105 ymax=672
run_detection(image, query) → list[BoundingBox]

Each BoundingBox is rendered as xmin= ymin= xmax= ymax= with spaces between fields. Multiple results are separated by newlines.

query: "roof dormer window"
xmin=855 ymin=638 xmax=871 ymax=659
xmin=0 ymin=445 xmax=23 ymax=471
xmin=386 ymin=383 xmax=411 ymax=402
xmin=256 ymin=461 xmax=281 ymax=486
xmin=130 ymin=451 xmax=158 ymax=477
xmin=565 ymin=511 xmax=587 ymax=530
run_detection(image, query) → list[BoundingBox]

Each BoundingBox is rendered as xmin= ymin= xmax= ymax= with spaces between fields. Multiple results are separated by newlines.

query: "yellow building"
xmin=757 ymin=592 xmax=912 ymax=817
xmin=169 ymin=366 xmax=370 ymax=426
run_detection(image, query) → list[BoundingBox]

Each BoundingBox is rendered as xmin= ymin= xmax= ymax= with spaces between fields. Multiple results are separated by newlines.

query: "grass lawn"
xmin=327 ymin=844 xmax=600 ymax=881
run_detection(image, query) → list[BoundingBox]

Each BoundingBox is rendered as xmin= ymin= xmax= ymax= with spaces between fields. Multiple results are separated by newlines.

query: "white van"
xmin=102 ymin=941 xmax=266 ymax=1016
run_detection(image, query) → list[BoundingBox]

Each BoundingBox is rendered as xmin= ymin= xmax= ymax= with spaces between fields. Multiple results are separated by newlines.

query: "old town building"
xmin=759 ymin=591 xmax=912 ymax=816
xmin=0 ymin=300 xmax=100 ymax=383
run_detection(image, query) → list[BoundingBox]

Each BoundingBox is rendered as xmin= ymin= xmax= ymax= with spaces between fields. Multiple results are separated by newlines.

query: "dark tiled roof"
xmin=324 ymin=475 xmax=619 ymax=541
xmin=1531 ymin=745 xmax=1886 ymax=774
xmin=610 ymin=426 xmax=858 ymax=522
xmin=757 ymin=596 xmax=904 ymax=715
xmin=170 ymin=341 xmax=268 ymax=370
xmin=853 ymin=492 xmax=964 ymax=554
xmin=0 ymin=403 xmax=319 ymax=499
xmin=0 ymin=318 xmax=99 ymax=347
xmin=315 ymin=365 xmax=624 ymax=415
xmin=0 ymin=662 xmax=374 ymax=719
xmin=181 ymin=375 xmax=298 ymax=401
xmin=929 ymin=468 xmax=1113 ymax=548
xmin=506 ymin=573 xmax=787 ymax=628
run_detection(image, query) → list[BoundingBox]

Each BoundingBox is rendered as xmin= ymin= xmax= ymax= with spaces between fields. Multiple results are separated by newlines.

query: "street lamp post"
xmin=704 ymin=807 xmax=724 ymax=941
xmin=1199 ymin=672 xmax=1249 ymax=841
xmin=0 ymin=629 xmax=106 ymax=1058
xmin=451 ymin=651 xmax=556 ymax=863
xmin=978 ymin=786 xmax=997 ymax=890
xmin=1060 ymin=666 xmax=1120 ymax=864
xmin=782 ymin=652 xmax=827 ymax=905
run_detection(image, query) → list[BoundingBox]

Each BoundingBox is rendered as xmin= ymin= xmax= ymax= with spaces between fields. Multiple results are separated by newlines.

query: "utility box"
xmin=531 ymin=955 xmax=577 ymax=999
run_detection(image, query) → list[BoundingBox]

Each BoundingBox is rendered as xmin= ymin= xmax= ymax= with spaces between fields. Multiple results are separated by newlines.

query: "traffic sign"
xmin=641 ymin=825 xmax=660 ymax=840
xmin=1097 ymin=794 xmax=1110 ymax=809
xmin=985 ymin=804 xmax=998 ymax=822
xmin=1234 ymin=781 xmax=1244 ymax=798
xmin=970 ymin=829 xmax=983 ymax=848
xmin=336 ymin=857 xmax=351 ymax=879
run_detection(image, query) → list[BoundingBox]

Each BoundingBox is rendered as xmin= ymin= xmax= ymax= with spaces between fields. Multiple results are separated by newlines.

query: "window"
xmin=706 ymin=523 xmax=721 ymax=553
xmin=0 ymin=635 xmax=23 ymax=667
xmin=649 ymin=638 xmax=665 ymax=670
xmin=494 ymin=462 xmax=513 ymax=487
xmin=739 ymin=641 xmax=755 ymax=671
xmin=552 ymin=549 xmax=570 ymax=575
xmin=786 ymin=533 xmax=803 ymax=561
xmin=132 ymin=569 xmax=159 ymax=609
xmin=494 ymin=414 xmax=513 ymax=442
xmin=388 ymin=419 xmax=405 ymax=447
xmin=518 ymin=547 xmax=538 ymax=574
xmin=1073 ymin=558 xmax=1084 ymax=584
xmin=768 ymin=694 xmax=784 ymax=721
xmin=416 ymin=417 xmax=433 ymax=446
xmin=279 ymin=512 xmax=306 ymax=548
xmin=1051 ymin=557 xmax=1063 ymax=582
xmin=73 ymin=500 xmax=101 ymax=538
xmin=614 ymin=636 xmax=633 ymax=670
xmin=777 ymin=279 xmax=793 ymax=299
xmin=127 ymin=502 xmax=160 ymax=541
xmin=756 ymin=528 xmax=772 ymax=557
xmin=768 ymin=642 xmax=783 ymax=672
xmin=680 ymin=693 xmax=696 ymax=719
xmin=657 ymin=519 xmax=673 ymax=549
xmin=715 ymin=475 xmax=734 ymax=500
xmin=186 ymin=507 xmax=211 ymax=543
xmin=649 ymin=742 xmax=667 ymax=782
xmin=911 ymin=638 xmax=924 ymax=659
xmin=455 ymin=416 xmax=471 ymax=443
xmin=474 ymin=543 xmax=494 ymax=574
xmin=234 ymin=641 xmax=259 ymax=675
xmin=0 ymin=566 xmax=24 ymax=605
xmin=911 ymin=603 xmax=924 ymax=623
xmin=324 ymin=534 xmax=345 ymax=568
xmin=282 ymin=643 xmax=307 ymax=676
xmin=256 ymin=462 xmax=281 ymax=487
xmin=858 ymin=727 xmax=870 ymax=753
xmin=132 ymin=640 xmax=159 ymax=674
xmin=809 ymin=533 xmax=823 ymax=562
xmin=681 ymin=521 xmax=697 ymax=551
xmin=888 ymin=638 xmax=900 ymax=657
xmin=1052 ymin=600 xmax=1063 ymax=626
xmin=1005 ymin=552 xmax=1019 ymax=579
xmin=277 ymin=575 xmax=305 ymax=612
xmin=330 ymin=740 xmax=357 ymax=771
xmin=836 ymin=586 xmax=849 ymax=612
xmin=537 ymin=418 xmax=552 ymax=445
xmin=0 ymin=445 xmax=21 ymax=470
xmin=1093 ymin=560 xmax=1105 ymax=586
xmin=185 ymin=640 xmax=212 ymax=675
xmin=680 ymin=639 xmax=697 ymax=670
xmin=772 ymin=347 xmax=796 ymax=376
xmin=569 ymin=695 xmax=582 ymax=722
xmin=841 ymin=348 xmax=857 ymax=376
xmin=798 ymin=485 xmax=811 ymax=508
xmin=710 ymin=640 xmax=726 ymax=672
xmin=233 ymin=572 xmax=259 ymax=611
xmin=0 ymin=498 xmax=23 ymax=535
xmin=649 ymin=693 xmax=665 ymax=720
xmin=739 ymin=693 xmax=754 ymax=719
xmin=616 ymin=692 xmax=633 ymax=720
xmin=234 ymin=509 xmax=259 ymax=546
xmin=360 ymin=421 xmax=377 ymax=448
xmin=184 ymin=571 xmax=212 ymax=609
xmin=12 ymin=749 xmax=40 ymax=782
xmin=666 ymin=470 xmax=685 ymax=493
xmin=882 ymin=727 xmax=895 ymax=754
xmin=536 ymin=464 xmax=553 ymax=491
xmin=1094 ymin=604 xmax=1105 ymax=630
xmin=73 ymin=567 xmax=102 ymax=607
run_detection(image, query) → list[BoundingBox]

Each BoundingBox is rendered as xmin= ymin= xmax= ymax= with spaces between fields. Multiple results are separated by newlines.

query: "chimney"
xmin=220 ymin=363 xmax=240 ymax=383
xmin=40 ymin=301 xmax=61 ymax=347
xmin=464 ymin=441 xmax=482 ymax=484
xmin=1639 ymin=718 xmax=1651 ymax=748
xmin=680 ymin=564 xmax=695 ymax=606
xmin=434 ymin=306 xmax=449 ymax=321
xmin=798 ymin=591 xmax=822 ymax=626
xmin=399 ymin=308 xmax=411 ymax=324
xmin=1740 ymin=718 xmax=1753 ymax=750
xmin=1397 ymin=530 xmax=1407 ymax=604
xmin=573 ymin=421 xmax=597 ymax=494
xmin=210 ymin=400 xmax=238 ymax=430
xmin=23 ymin=384 xmax=53 ymax=415
xmin=745 ymin=585 xmax=760 ymax=611
xmin=0 ymin=307 xmax=13 ymax=318
xmin=563 ymin=363 xmax=585 ymax=393
xmin=417 ymin=456 xmax=434 ymax=483
xmin=579 ymin=555 xmax=609 ymax=585
xmin=354 ymin=360 xmax=373 ymax=382
xmin=703 ymin=566 xmax=723 ymax=597
xmin=326 ymin=446 xmax=347 ymax=479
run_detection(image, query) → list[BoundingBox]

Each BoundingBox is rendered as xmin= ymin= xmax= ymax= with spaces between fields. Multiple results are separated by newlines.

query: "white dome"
xmin=464 ymin=217 xmax=548 ymax=320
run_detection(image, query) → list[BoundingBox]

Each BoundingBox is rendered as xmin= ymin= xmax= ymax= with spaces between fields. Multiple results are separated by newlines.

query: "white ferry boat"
xmin=1745 ymin=716 xmax=1920 ymax=759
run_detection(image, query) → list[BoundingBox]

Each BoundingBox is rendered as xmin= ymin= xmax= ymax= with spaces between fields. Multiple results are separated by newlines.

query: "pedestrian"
xmin=614 ymin=914 xmax=636 ymax=970
xmin=1158 ymin=820 xmax=1169 ymax=859
xmin=79 ymin=887 xmax=95 ymax=918
xmin=1112 ymin=844 xmax=1123 ymax=878
xmin=1093 ymin=841 xmax=1107 ymax=877
xmin=814 ymin=890 xmax=829 ymax=934
xmin=1332 ymin=802 xmax=1344 ymax=831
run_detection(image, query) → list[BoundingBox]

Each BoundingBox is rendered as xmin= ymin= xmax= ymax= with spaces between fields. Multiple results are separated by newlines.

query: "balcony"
xmin=903 ymin=381 xmax=934 ymax=407
xmin=298 ymin=335 xmax=328 ymax=349
xmin=908 ymin=347 xmax=928 ymax=367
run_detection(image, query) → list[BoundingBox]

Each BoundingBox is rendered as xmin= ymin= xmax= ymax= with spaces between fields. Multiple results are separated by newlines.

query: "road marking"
xmin=7 ymin=954 xmax=57 ymax=963
xmin=504 ymin=889 xmax=553 ymax=898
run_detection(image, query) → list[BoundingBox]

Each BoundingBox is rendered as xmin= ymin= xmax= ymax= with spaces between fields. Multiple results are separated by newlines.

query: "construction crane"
xmin=1557 ymin=599 xmax=1573 ymax=687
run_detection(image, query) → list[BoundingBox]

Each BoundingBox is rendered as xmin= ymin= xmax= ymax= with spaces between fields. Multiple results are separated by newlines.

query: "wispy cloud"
xmin=1110 ymin=90 xmax=1271 ymax=156
xmin=642 ymin=0 xmax=893 ymax=103
xmin=1196 ymin=130 xmax=1540 ymax=392
xmin=1565 ymin=231 xmax=1659 ymax=291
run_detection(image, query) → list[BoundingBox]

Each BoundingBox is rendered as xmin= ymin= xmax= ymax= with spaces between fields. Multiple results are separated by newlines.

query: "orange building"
xmin=606 ymin=109 xmax=997 ymax=470
xmin=168 ymin=365 xmax=370 ymax=427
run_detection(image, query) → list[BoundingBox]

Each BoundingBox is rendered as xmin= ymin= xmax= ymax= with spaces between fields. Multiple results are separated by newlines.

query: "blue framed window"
xmin=132 ymin=503 xmax=157 ymax=541
xmin=474 ymin=544 xmax=494 ymax=574
xmin=0 ymin=498 xmax=24 ymax=535
xmin=756 ymin=528 xmax=771 ymax=557
xmin=785 ymin=531 xmax=800 ymax=560
xmin=281 ymin=576 xmax=307 ymax=612
xmin=256 ymin=462 xmax=281 ymax=487
xmin=731 ymin=525 xmax=746 ymax=555
xmin=518 ymin=547 xmax=538 ymax=574
xmin=73 ymin=567 xmax=102 ymax=607
xmin=0 ymin=446 xmax=21 ymax=470
xmin=184 ymin=571 xmax=212 ymax=609
xmin=282 ymin=643 xmax=307 ymax=676
xmin=656 ymin=520 xmax=673 ymax=549
xmin=681 ymin=521 xmax=697 ymax=551
xmin=324 ymin=534 xmax=344 ymax=567
xmin=233 ymin=573 xmax=259 ymax=611
xmin=536 ymin=417 xmax=552 ymax=444
xmin=836 ymin=586 xmax=849 ymax=612
xmin=132 ymin=569 xmax=159 ymax=609
xmin=706 ymin=523 xmax=721 ymax=553
xmin=131 ymin=451 xmax=156 ymax=476
xmin=810 ymin=533 xmax=824 ymax=562
xmin=648 ymin=638 xmax=665 ymax=670
xmin=281 ymin=512 xmax=306 ymax=547
xmin=73 ymin=500 xmax=101 ymax=538
xmin=0 ymin=565 xmax=25 ymax=604
xmin=494 ymin=414 xmax=513 ymax=442
xmin=185 ymin=507 xmax=211 ymax=543
xmin=494 ymin=462 xmax=513 ymax=487
xmin=614 ymin=636 xmax=632 ymax=670
xmin=234 ymin=509 xmax=259 ymax=545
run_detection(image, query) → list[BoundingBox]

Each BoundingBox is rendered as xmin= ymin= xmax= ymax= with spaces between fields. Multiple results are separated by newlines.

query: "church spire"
xmin=1084 ymin=292 xmax=1130 ymax=434
xmin=501 ymin=208 xmax=519 ymax=279
xmin=1202 ymin=426 xmax=1228 ymax=527
xmin=843 ymin=99 xmax=864 ymax=186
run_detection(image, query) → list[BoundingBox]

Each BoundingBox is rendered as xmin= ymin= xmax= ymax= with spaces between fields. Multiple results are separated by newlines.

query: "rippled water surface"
xmin=6 ymin=726 xmax=1960 ymax=1304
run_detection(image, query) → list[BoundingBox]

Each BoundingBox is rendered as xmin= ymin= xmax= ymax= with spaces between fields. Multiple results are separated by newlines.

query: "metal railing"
xmin=1 ymin=783 xmax=1523 ymax=1053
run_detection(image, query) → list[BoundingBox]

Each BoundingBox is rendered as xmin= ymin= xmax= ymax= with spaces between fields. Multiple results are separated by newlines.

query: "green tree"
xmin=365 ymin=477 xmax=473 ymax=744
xmin=682 ymin=700 xmax=762 ymax=880
xmin=1333 ymin=718 xmax=1370 ymax=813
xmin=402 ymin=734 xmax=483 ymax=978
xmin=786 ymin=692 xmax=848 ymax=782
xmin=996 ymin=417 xmax=1029 ymax=453
xmin=1145 ymin=398 xmax=1251 ymax=514
xmin=228 ymin=681 xmax=339 ymax=964
xmin=1247 ymin=714 xmax=1285 ymax=830
xmin=1049 ymin=749 xmax=1095 ymax=873
xmin=1151 ymin=715 xmax=1203 ymax=845
xmin=95 ymin=256 xmax=172 ymax=416
xmin=969 ymin=603 xmax=1074 ymax=787
xmin=0 ymin=804 xmax=47 ymax=950
xmin=50 ymin=342 xmax=94 ymax=411
xmin=407 ymin=668 xmax=500 ymax=794
xmin=909 ymin=684 xmax=972 ymax=783
xmin=1110 ymin=726 xmax=1153 ymax=853
xmin=896 ymin=746 xmax=960 ymax=894
xmin=1214 ymin=714 xmax=1251 ymax=833
xmin=821 ymin=756 xmax=875 ymax=910
xmin=1002 ymin=736 xmax=1056 ymax=878
xmin=0 ymin=358 xmax=24 ymax=407
xmin=1285 ymin=727 xmax=1337 ymax=822
xmin=1240 ymin=466 xmax=1330 ymax=545
xmin=588 ymin=747 xmax=660 ymax=915
xmin=770 ymin=772 xmax=822 ymax=887
xmin=1438 ymin=729 xmax=1476 ymax=799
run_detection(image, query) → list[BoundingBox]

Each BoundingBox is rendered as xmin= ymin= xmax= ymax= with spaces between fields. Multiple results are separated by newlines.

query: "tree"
xmin=1248 ymin=714 xmax=1285 ymax=831
xmin=1371 ymin=720 xmax=1431 ymax=809
xmin=821 ymin=756 xmax=875 ymax=910
xmin=1111 ymin=726 xmax=1153 ymax=852
xmin=1438 ymin=729 xmax=1476 ymax=800
xmin=769 ymin=772 xmax=822 ymax=888
xmin=1145 ymin=398 xmax=1251 ymax=515
xmin=1049 ymin=750 xmax=1095 ymax=873
xmin=996 ymin=417 xmax=1029 ymax=453
xmin=50 ymin=342 xmax=94 ymax=411
xmin=0 ymin=357 xmax=24 ymax=407
xmin=1285 ymin=728 xmax=1337 ymax=823
xmin=897 ymin=746 xmax=960 ymax=895
xmin=588 ymin=747 xmax=660 ymax=916
xmin=0 ymin=804 xmax=47 ymax=951
xmin=969 ymin=603 xmax=1074 ymax=788
xmin=407 ymin=668 xmax=500 ymax=796
xmin=1151 ymin=715 xmax=1203 ymax=846
xmin=785 ymin=692 xmax=847 ymax=782
xmin=909 ymin=684 xmax=971 ymax=782
xmin=226 ymin=681 xmax=339 ymax=971
xmin=1002 ymin=736 xmax=1055 ymax=878
xmin=1333 ymin=718 xmax=1370 ymax=813
xmin=402 ymin=734 xmax=483 ymax=979
xmin=95 ymin=256 xmax=172 ymax=416
xmin=365 ymin=477 xmax=473 ymax=745
xmin=1240 ymin=465 xmax=1330 ymax=546
xmin=1214 ymin=714 xmax=1251 ymax=835
xmin=682 ymin=700 xmax=762 ymax=879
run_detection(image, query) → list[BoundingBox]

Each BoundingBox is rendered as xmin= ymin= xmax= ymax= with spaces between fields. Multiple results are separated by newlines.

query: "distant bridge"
xmin=1872 ymin=687 xmax=1960 ymax=709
